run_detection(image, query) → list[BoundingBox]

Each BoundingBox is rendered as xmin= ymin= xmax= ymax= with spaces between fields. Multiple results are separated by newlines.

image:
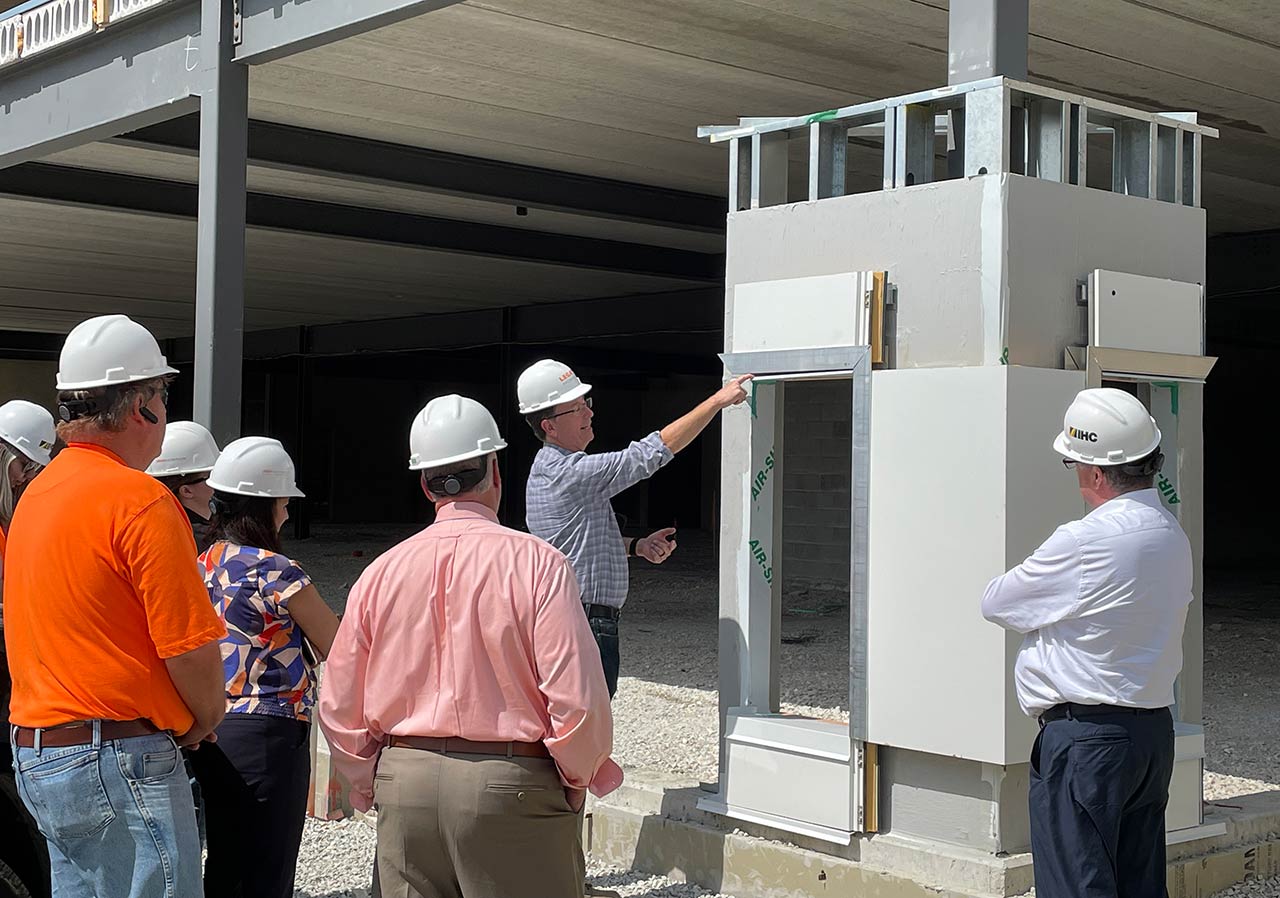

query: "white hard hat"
xmin=56 ymin=314 xmax=178 ymax=391
xmin=0 ymin=400 xmax=57 ymax=467
xmin=207 ymin=437 xmax=304 ymax=498
xmin=1053 ymin=388 xmax=1162 ymax=466
xmin=409 ymin=394 xmax=507 ymax=471
xmin=517 ymin=359 xmax=592 ymax=415
xmin=146 ymin=422 xmax=221 ymax=477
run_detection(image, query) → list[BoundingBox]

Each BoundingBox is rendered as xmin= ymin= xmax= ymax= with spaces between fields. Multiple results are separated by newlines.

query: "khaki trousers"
xmin=374 ymin=746 xmax=584 ymax=898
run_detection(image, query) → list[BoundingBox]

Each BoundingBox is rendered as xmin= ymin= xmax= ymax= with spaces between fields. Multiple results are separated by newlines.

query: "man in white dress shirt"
xmin=982 ymin=387 xmax=1193 ymax=898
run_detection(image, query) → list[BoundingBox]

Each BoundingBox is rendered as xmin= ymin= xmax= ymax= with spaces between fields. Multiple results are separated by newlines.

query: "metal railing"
xmin=107 ymin=0 xmax=169 ymax=23
xmin=18 ymin=0 xmax=94 ymax=58
xmin=0 ymin=13 xmax=21 ymax=67
xmin=0 ymin=0 xmax=177 ymax=68
xmin=699 ymin=78 xmax=1219 ymax=212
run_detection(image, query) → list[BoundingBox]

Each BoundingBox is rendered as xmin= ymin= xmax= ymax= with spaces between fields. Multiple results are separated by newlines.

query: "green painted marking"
xmin=749 ymin=380 xmax=758 ymax=419
xmin=999 ymin=347 xmax=1010 ymax=365
xmin=807 ymin=109 xmax=839 ymax=124
xmin=1153 ymin=381 xmax=1180 ymax=416
xmin=1157 ymin=472 xmax=1181 ymax=506
xmin=748 ymin=538 xmax=773 ymax=585
xmin=750 ymin=448 xmax=776 ymax=503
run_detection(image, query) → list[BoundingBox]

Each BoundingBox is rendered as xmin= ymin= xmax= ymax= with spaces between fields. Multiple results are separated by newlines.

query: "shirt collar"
xmin=67 ymin=442 xmax=129 ymax=467
xmin=433 ymin=501 xmax=500 ymax=524
xmin=1086 ymin=487 xmax=1164 ymax=518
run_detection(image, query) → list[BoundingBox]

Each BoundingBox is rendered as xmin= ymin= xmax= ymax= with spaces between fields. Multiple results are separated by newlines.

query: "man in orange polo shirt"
xmin=2 ymin=315 xmax=226 ymax=898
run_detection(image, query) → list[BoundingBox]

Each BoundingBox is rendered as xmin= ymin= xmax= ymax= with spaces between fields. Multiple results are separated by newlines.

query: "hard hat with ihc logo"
xmin=409 ymin=395 xmax=507 ymax=471
xmin=517 ymin=359 xmax=592 ymax=415
xmin=207 ymin=437 xmax=304 ymax=498
xmin=147 ymin=422 xmax=221 ymax=477
xmin=0 ymin=400 xmax=57 ymax=467
xmin=1053 ymin=388 xmax=1162 ymax=466
xmin=56 ymin=314 xmax=178 ymax=391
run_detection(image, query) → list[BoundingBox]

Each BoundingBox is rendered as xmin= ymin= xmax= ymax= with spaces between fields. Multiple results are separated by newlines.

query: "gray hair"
xmin=1099 ymin=450 xmax=1161 ymax=493
xmin=420 ymin=453 xmax=494 ymax=499
xmin=56 ymin=376 xmax=169 ymax=442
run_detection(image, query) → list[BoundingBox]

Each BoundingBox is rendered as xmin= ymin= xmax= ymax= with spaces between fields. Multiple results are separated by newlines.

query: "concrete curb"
xmin=586 ymin=770 xmax=1280 ymax=897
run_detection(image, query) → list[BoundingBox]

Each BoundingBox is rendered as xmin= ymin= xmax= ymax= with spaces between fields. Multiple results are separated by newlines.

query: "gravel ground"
xmin=288 ymin=524 xmax=1280 ymax=896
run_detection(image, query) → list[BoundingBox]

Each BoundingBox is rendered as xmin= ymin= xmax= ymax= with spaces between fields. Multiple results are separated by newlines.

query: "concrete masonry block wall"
xmin=781 ymin=380 xmax=852 ymax=593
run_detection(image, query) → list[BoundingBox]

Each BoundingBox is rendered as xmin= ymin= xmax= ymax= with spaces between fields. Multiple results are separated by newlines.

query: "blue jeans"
xmin=12 ymin=723 xmax=202 ymax=898
xmin=588 ymin=615 xmax=620 ymax=699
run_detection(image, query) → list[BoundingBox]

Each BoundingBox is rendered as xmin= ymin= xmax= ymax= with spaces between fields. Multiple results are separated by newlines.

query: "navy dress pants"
xmin=1030 ymin=705 xmax=1175 ymax=898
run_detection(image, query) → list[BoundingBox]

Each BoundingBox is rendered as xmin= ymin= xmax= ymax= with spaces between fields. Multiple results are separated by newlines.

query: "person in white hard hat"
xmin=0 ymin=399 xmax=57 ymax=778
xmin=3 ymin=314 xmax=226 ymax=898
xmin=981 ymin=387 xmax=1193 ymax=898
xmin=0 ymin=399 xmax=57 ymax=575
xmin=320 ymin=395 xmax=620 ymax=898
xmin=148 ymin=421 xmax=222 ymax=551
xmin=520 ymin=359 xmax=752 ymax=697
xmin=187 ymin=436 xmax=339 ymax=898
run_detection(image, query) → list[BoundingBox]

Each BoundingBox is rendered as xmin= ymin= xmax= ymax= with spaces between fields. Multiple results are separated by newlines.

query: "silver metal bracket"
xmin=232 ymin=0 xmax=242 ymax=45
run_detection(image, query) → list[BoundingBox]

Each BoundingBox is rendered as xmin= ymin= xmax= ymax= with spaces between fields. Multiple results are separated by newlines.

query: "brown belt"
xmin=389 ymin=735 xmax=551 ymax=759
xmin=12 ymin=719 xmax=161 ymax=749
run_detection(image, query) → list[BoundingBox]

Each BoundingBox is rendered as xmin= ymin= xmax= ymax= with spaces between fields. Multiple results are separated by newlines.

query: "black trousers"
xmin=188 ymin=714 xmax=311 ymax=898
xmin=588 ymin=615 xmax=620 ymax=699
xmin=1030 ymin=706 xmax=1174 ymax=898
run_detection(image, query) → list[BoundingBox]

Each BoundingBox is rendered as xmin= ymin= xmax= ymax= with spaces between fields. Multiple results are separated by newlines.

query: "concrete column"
xmin=193 ymin=0 xmax=249 ymax=445
xmin=948 ymin=0 xmax=1028 ymax=84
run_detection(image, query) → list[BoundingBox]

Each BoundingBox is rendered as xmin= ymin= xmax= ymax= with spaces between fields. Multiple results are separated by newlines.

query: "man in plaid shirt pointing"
xmin=520 ymin=359 xmax=751 ymax=698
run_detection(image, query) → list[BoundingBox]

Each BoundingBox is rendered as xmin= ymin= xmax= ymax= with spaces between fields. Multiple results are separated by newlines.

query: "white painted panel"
xmin=726 ymin=180 xmax=989 ymax=368
xmin=1003 ymin=366 xmax=1091 ymax=760
xmin=1090 ymin=270 xmax=1204 ymax=356
xmin=1168 ymin=723 xmax=1204 ymax=831
xmin=724 ymin=713 xmax=853 ymax=832
xmin=731 ymin=273 xmax=869 ymax=353
xmin=1167 ymin=759 xmax=1203 ymax=832
xmin=1003 ymin=175 xmax=1207 ymax=369
xmin=868 ymin=366 xmax=1086 ymax=764
xmin=867 ymin=367 xmax=1011 ymax=762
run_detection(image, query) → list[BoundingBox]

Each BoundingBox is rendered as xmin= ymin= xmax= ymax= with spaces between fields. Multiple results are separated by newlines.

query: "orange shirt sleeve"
xmin=117 ymin=495 xmax=225 ymax=659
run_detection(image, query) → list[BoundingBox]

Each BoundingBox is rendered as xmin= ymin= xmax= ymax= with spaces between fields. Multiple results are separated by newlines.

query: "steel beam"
xmin=160 ymin=289 xmax=721 ymax=361
xmin=193 ymin=0 xmax=248 ymax=445
xmin=0 ymin=1 xmax=203 ymax=169
xmin=948 ymin=0 xmax=1028 ymax=84
xmin=0 ymin=164 xmax=724 ymax=280
xmin=235 ymin=0 xmax=461 ymax=65
xmin=121 ymin=115 xmax=725 ymax=232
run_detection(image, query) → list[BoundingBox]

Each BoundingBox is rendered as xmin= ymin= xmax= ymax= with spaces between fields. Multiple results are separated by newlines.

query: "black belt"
xmin=1039 ymin=703 xmax=1168 ymax=727
xmin=584 ymin=604 xmax=621 ymax=622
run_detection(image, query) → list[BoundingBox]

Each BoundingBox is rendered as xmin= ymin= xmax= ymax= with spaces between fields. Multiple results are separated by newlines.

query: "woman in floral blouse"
xmin=188 ymin=437 xmax=340 ymax=898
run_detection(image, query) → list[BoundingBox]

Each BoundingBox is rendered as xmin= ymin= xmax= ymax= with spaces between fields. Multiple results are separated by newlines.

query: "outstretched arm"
xmin=659 ymin=375 xmax=753 ymax=455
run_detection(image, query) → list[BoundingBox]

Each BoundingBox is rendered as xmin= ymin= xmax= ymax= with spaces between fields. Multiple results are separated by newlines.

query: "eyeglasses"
xmin=1061 ymin=459 xmax=1077 ymax=469
xmin=150 ymin=384 xmax=170 ymax=407
xmin=545 ymin=396 xmax=592 ymax=420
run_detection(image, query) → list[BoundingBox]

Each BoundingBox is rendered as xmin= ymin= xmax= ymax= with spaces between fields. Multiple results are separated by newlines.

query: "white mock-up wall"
xmin=1002 ymin=176 xmax=1206 ymax=368
xmin=866 ymin=365 xmax=1085 ymax=764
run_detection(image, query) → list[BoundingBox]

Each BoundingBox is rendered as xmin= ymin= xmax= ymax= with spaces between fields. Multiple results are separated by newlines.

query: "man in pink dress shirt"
xmin=319 ymin=394 xmax=620 ymax=898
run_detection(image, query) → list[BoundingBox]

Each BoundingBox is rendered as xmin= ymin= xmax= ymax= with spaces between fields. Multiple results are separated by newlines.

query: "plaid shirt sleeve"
xmin=560 ymin=432 xmax=673 ymax=499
